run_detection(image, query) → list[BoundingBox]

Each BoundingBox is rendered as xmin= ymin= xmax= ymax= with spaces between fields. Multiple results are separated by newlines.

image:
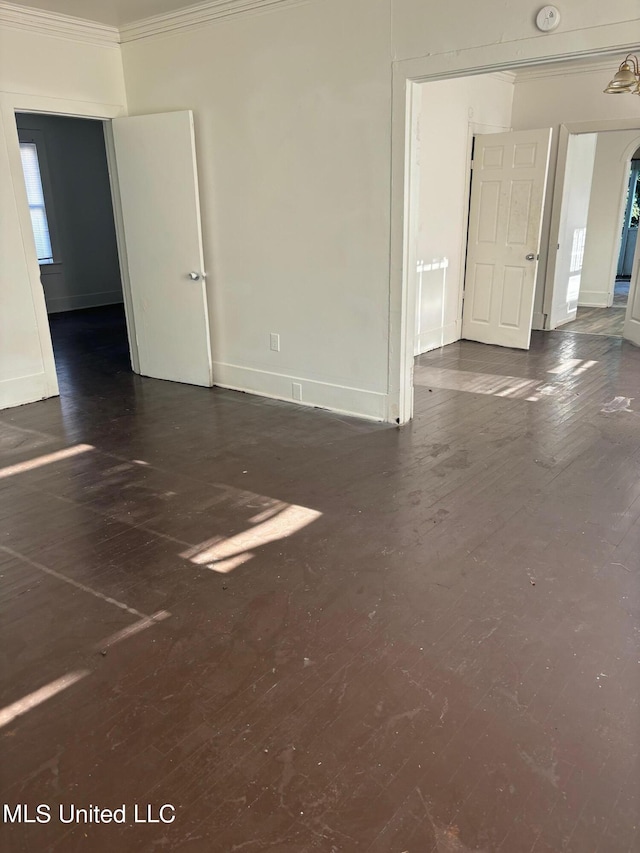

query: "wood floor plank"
xmin=1 ymin=306 xmax=639 ymax=852
xmin=560 ymin=306 xmax=626 ymax=336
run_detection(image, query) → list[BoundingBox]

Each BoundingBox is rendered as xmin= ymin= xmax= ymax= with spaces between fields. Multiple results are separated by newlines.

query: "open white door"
xmin=462 ymin=128 xmax=552 ymax=349
xmin=549 ymin=133 xmax=597 ymax=328
xmin=623 ymin=242 xmax=640 ymax=346
xmin=112 ymin=111 xmax=212 ymax=386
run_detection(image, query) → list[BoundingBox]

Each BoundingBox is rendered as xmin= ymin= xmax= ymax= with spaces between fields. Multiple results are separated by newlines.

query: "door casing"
xmin=542 ymin=121 xmax=640 ymax=329
xmin=6 ymin=47 xmax=640 ymax=422
xmin=617 ymin=159 xmax=640 ymax=280
xmin=2 ymin=91 xmax=137 ymax=399
xmin=394 ymin=41 xmax=640 ymax=425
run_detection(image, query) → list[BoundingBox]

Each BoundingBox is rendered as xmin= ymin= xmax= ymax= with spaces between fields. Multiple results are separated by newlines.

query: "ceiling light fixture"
xmin=604 ymin=54 xmax=640 ymax=95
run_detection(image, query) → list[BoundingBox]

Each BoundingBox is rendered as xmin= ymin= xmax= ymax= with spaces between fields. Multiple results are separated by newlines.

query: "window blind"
xmin=19 ymin=142 xmax=54 ymax=264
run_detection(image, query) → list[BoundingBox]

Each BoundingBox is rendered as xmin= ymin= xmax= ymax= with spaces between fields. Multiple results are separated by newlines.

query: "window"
xmin=19 ymin=141 xmax=55 ymax=264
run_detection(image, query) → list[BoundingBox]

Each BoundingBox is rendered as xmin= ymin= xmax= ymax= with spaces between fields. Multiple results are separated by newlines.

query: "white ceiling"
xmin=5 ymin=0 xmax=209 ymax=28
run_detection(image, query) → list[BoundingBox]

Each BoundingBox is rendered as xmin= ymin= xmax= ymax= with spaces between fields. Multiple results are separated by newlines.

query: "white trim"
xmin=415 ymin=322 xmax=459 ymax=356
xmin=103 ymin=120 xmax=141 ymax=375
xmin=0 ymin=97 xmax=58 ymax=406
xmin=1 ymin=91 xmax=133 ymax=409
xmin=120 ymin=0 xmax=310 ymax=43
xmin=553 ymin=312 xmax=577 ymax=327
xmin=542 ymin=123 xmax=569 ymax=328
xmin=3 ymin=93 xmax=125 ymax=119
xmin=514 ymin=56 xmax=631 ymax=82
xmin=544 ymin=121 xmax=640 ymax=328
xmin=0 ymin=2 xmax=119 ymax=47
xmin=213 ymin=362 xmax=388 ymax=422
xmin=555 ymin=118 xmax=640 ymax=136
xmin=45 ymin=291 xmax=125 ymax=314
xmin=391 ymin=78 xmax=421 ymax=426
xmin=489 ymin=71 xmax=517 ymax=84
xmin=395 ymin=30 xmax=640 ymax=84
xmin=393 ymin=28 xmax=640 ymax=424
xmin=609 ymin=135 xmax=640 ymax=304
xmin=0 ymin=373 xmax=49 ymax=409
xmin=577 ymin=293 xmax=612 ymax=308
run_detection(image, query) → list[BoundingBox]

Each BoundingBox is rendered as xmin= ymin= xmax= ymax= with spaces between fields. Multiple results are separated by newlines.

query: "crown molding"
xmin=488 ymin=70 xmax=517 ymax=84
xmin=0 ymin=2 xmax=119 ymax=47
xmin=120 ymin=0 xmax=310 ymax=43
xmin=0 ymin=0 xmax=310 ymax=48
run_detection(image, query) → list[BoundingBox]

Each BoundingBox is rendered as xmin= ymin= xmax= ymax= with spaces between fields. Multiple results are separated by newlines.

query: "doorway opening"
xmin=403 ymin=60 xmax=640 ymax=423
xmin=410 ymin=69 xmax=552 ymax=412
xmin=613 ymin=152 xmax=640 ymax=306
xmin=15 ymin=112 xmax=132 ymax=397
xmin=411 ymin=73 xmax=518 ymax=362
xmin=552 ymin=134 xmax=640 ymax=339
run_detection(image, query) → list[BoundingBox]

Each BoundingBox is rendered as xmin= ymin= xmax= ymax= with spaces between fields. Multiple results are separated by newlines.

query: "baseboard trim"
xmin=578 ymin=292 xmax=610 ymax=308
xmin=46 ymin=292 xmax=124 ymax=314
xmin=0 ymin=372 xmax=55 ymax=410
xmin=414 ymin=322 xmax=459 ymax=356
xmin=532 ymin=311 xmax=547 ymax=330
xmin=212 ymin=361 xmax=388 ymax=422
xmin=553 ymin=312 xmax=577 ymax=328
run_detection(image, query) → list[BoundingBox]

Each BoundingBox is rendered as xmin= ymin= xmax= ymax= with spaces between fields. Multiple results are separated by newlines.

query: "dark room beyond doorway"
xmin=15 ymin=111 xmax=130 ymax=397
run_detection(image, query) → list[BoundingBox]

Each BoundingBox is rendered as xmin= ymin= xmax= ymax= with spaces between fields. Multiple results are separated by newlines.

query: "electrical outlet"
xmin=269 ymin=333 xmax=280 ymax=352
xmin=292 ymin=382 xmax=302 ymax=401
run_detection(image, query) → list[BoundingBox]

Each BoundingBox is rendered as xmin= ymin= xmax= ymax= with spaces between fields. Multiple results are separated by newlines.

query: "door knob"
xmin=525 ymin=253 xmax=537 ymax=261
xmin=188 ymin=271 xmax=201 ymax=281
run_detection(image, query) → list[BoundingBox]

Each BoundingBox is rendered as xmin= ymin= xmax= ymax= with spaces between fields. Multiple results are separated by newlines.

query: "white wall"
xmin=122 ymin=0 xmax=393 ymax=420
xmin=391 ymin=0 xmax=638 ymax=63
xmin=0 ymin=22 xmax=126 ymax=408
xmin=15 ymin=112 xmax=123 ymax=314
xmin=122 ymin=0 xmax=640 ymax=421
xmin=3 ymin=0 xmax=640 ymax=419
xmin=550 ymin=133 xmax=597 ymax=327
xmin=415 ymin=74 xmax=513 ymax=355
xmin=579 ymin=131 xmax=640 ymax=307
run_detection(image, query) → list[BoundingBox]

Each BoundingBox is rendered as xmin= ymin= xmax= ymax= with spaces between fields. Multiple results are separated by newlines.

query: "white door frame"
xmin=0 ymin=91 xmax=138 ymax=397
xmin=543 ymin=120 xmax=640 ymax=327
xmin=616 ymin=157 xmax=640 ymax=282
xmin=391 ymin=34 xmax=640 ymax=425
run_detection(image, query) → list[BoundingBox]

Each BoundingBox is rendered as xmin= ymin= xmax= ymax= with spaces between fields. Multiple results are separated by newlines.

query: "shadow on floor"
xmin=48 ymin=304 xmax=132 ymax=396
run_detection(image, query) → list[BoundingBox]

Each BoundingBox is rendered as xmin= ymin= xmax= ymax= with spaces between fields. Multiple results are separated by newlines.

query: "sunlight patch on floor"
xmin=97 ymin=610 xmax=171 ymax=651
xmin=415 ymin=359 xmax=599 ymax=401
xmin=0 ymin=443 xmax=94 ymax=479
xmin=0 ymin=671 xmax=89 ymax=729
xmin=182 ymin=501 xmax=322 ymax=573
xmin=414 ymin=366 xmax=541 ymax=399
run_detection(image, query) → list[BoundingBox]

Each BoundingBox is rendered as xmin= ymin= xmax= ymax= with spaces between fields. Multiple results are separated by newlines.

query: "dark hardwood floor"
xmin=48 ymin=304 xmax=133 ymax=395
xmin=1 ymin=310 xmax=640 ymax=852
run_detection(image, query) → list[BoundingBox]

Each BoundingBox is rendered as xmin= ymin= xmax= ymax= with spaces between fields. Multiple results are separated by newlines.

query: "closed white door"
xmin=112 ymin=111 xmax=212 ymax=386
xmin=462 ymin=128 xmax=552 ymax=349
